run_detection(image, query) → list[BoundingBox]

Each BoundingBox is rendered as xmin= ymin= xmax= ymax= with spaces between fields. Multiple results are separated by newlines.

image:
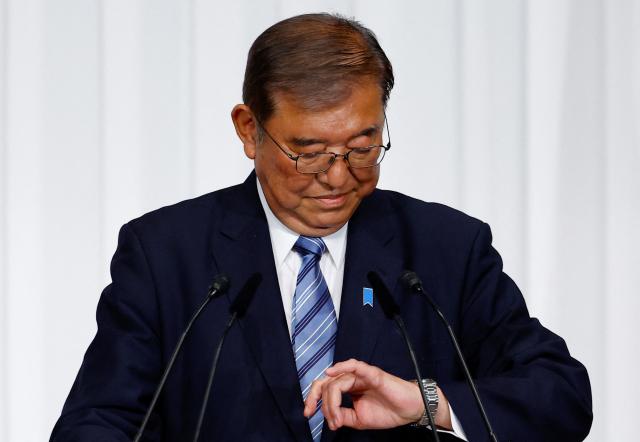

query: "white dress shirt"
xmin=256 ymin=179 xmax=467 ymax=440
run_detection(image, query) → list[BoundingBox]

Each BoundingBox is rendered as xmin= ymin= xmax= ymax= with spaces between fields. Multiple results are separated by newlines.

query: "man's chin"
xmin=303 ymin=211 xmax=355 ymax=235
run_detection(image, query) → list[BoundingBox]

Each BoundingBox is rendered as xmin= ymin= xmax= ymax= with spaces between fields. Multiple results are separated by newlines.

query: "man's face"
xmin=248 ymin=82 xmax=384 ymax=237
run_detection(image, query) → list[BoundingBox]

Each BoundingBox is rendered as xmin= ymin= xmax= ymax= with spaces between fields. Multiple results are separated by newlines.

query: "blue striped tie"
xmin=292 ymin=236 xmax=338 ymax=442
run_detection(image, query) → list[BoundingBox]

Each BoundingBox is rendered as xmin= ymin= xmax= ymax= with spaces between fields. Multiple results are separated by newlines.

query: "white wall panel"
xmin=603 ymin=1 xmax=640 ymax=438
xmin=458 ymin=0 xmax=526 ymax=287
xmin=0 ymin=0 xmax=7 ymax=439
xmin=191 ymin=0 xmax=276 ymax=196
xmin=5 ymin=2 xmax=47 ymax=440
xmin=40 ymin=0 xmax=102 ymax=434
xmin=355 ymin=0 xmax=462 ymax=208
xmin=525 ymin=0 xmax=571 ymax=322
xmin=527 ymin=1 xmax=607 ymax=439
xmin=279 ymin=0 xmax=353 ymax=17
xmin=102 ymin=0 xmax=194 ymax=268
xmin=102 ymin=0 xmax=147 ymax=267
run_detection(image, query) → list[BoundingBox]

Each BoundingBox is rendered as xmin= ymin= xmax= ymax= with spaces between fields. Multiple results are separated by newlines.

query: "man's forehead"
xmin=267 ymin=94 xmax=383 ymax=141
xmin=270 ymin=84 xmax=382 ymax=117
xmin=269 ymin=86 xmax=354 ymax=116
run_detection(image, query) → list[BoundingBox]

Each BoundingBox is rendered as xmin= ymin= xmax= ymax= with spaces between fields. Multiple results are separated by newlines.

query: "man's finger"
xmin=327 ymin=359 xmax=376 ymax=377
xmin=334 ymin=406 xmax=361 ymax=429
xmin=326 ymin=359 xmax=380 ymax=390
xmin=303 ymin=378 xmax=329 ymax=417
xmin=321 ymin=373 xmax=355 ymax=428
xmin=326 ymin=358 xmax=361 ymax=376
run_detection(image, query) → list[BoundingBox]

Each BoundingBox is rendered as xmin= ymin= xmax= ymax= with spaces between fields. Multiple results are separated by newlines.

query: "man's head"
xmin=232 ymin=13 xmax=394 ymax=237
xmin=241 ymin=13 xmax=394 ymax=124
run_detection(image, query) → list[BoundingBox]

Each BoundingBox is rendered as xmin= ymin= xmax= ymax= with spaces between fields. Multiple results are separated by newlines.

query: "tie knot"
xmin=293 ymin=236 xmax=326 ymax=258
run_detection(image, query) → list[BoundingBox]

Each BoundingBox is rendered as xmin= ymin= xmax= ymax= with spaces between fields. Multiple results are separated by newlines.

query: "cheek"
xmin=353 ymin=167 xmax=380 ymax=196
xmin=283 ymin=176 xmax=314 ymax=198
xmin=257 ymin=159 xmax=315 ymax=207
xmin=255 ymin=148 xmax=295 ymax=186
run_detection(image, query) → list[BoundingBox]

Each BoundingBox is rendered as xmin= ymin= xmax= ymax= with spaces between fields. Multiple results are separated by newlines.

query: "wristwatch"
xmin=412 ymin=378 xmax=439 ymax=427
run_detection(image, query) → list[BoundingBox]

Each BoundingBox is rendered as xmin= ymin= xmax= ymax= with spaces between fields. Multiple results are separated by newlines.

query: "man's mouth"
xmin=312 ymin=193 xmax=349 ymax=208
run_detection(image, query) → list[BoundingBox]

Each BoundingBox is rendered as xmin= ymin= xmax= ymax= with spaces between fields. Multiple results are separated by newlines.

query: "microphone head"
xmin=366 ymin=271 xmax=400 ymax=318
xmin=230 ymin=273 xmax=263 ymax=317
xmin=208 ymin=274 xmax=231 ymax=297
xmin=400 ymin=270 xmax=423 ymax=293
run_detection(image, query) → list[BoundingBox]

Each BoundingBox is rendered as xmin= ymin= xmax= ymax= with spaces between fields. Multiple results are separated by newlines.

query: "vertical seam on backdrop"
xmin=521 ymin=0 xmax=530 ymax=296
xmin=98 ymin=0 xmax=105 ymax=279
xmin=597 ymin=0 xmax=608 ymax=420
xmin=0 ymin=0 xmax=8 ymax=439
xmin=453 ymin=0 xmax=463 ymax=207
xmin=188 ymin=0 xmax=195 ymax=196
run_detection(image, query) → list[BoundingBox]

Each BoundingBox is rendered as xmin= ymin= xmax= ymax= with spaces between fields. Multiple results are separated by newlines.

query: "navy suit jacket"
xmin=51 ymin=173 xmax=592 ymax=441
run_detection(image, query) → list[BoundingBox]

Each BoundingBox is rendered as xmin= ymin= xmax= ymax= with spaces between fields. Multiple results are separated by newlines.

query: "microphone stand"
xmin=367 ymin=271 xmax=440 ymax=442
xmin=133 ymin=275 xmax=230 ymax=442
xmin=401 ymin=271 xmax=499 ymax=442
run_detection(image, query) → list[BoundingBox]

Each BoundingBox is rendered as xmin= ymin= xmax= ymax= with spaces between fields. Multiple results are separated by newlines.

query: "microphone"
xmin=400 ymin=271 xmax=499 ymax=442
xmin=367 ymin=271 xmax=440 ymax=442
xmin=192 ymin=273 xmax=263 ymax=442
xmin=134 ymin=274 xmax=230 ymax=442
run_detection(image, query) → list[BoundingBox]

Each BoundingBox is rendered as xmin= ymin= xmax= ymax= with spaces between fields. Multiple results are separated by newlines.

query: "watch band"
xmin=412 ymin=378 xmax=439 ymax=427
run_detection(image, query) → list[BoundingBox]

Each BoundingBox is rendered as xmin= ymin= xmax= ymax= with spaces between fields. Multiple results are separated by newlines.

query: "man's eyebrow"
xmin=354 ymin=125 xmax=380 ymax=140
xmin=289 ymin=136 xmax=327 ymax=147
xmin=288 ymin=125 xmax=381 ymax=147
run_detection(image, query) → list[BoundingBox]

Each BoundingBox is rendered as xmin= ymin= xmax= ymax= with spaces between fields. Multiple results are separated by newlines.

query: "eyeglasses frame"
xmin=255 ymin=111 xmax=392 ymax=174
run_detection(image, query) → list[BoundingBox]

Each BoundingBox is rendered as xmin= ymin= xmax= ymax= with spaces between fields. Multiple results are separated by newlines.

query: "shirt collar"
xmin=256 ymin=177 xmax=348 ymax=268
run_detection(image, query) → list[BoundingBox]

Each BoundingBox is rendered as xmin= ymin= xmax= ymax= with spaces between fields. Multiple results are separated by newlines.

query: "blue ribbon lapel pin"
xmin=363 ymin=287 xmax=373 ymax=307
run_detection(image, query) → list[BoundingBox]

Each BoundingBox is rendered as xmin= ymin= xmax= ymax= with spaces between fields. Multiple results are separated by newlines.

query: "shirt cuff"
xmin=437 ymin=402 xmax=468 ymax=440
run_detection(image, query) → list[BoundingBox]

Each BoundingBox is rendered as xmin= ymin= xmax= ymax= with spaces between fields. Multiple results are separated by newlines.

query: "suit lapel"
xmin=210 ymin=174 xmax=312 ymax=442
xmin=334 ymin=190 xmax=404 ymax=365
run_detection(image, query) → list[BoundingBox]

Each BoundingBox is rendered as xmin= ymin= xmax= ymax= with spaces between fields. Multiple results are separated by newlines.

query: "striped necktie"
xmin=292 ymin=236 xmax=338 ymax=442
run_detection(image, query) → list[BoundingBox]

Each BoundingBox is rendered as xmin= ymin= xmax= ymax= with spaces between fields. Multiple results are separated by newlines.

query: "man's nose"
xmin=319 ymin=154 xmax=351 ymax=187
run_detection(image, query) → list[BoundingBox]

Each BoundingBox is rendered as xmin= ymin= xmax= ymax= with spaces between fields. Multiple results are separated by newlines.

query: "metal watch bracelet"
xmin=412 ymin=378 xmax=439 ymax=427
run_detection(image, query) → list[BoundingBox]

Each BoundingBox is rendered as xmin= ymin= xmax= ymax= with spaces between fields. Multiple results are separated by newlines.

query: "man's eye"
xmin=348 ymin=134 xmax=376 ymax=149
xmin=294 ymin=144 xmax=326 ymax=154
xmin=349 ymin=146 xmax=374 ymax=153
xmin=299 ymin=152 xmax=322 ymax=159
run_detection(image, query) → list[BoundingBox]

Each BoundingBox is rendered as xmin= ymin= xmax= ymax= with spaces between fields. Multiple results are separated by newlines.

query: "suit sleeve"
xmin=50 ymin=223 xmax=163 ymax=442
xmin=437 ymin=223 xmax=592 ymax=442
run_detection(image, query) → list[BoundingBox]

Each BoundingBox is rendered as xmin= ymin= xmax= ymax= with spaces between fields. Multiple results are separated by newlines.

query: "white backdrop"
xmin=1 ymin=0 xmax=638 ymax=441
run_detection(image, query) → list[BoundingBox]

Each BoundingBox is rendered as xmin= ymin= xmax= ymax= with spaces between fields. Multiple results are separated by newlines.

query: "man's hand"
xmin=303 ymin=359 xmax=452 ymax=431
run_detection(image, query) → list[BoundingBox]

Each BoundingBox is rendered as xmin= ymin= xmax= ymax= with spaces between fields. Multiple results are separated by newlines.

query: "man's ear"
xmin=231 ymin=104 xmax=259 ymax=159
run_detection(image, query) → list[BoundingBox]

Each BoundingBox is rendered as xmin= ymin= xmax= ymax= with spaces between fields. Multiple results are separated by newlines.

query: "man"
xmin=51 ymin=13 xmax=592 ymax=442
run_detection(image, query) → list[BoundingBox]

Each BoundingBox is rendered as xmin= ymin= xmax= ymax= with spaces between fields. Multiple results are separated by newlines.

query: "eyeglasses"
xmin=256 ymin=113 xmax=392 ymax=174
